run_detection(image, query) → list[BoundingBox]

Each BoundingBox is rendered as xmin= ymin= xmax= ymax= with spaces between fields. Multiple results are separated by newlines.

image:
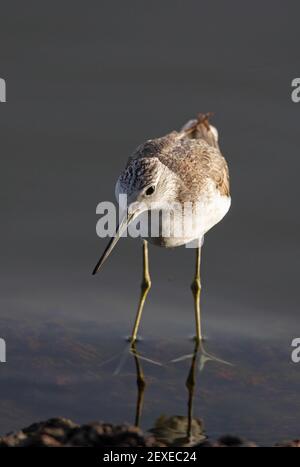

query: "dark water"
xmin=1 ymin=0 xmax=300 ymax=447
xmin=0 ymin=302 xmax=299 ymax=446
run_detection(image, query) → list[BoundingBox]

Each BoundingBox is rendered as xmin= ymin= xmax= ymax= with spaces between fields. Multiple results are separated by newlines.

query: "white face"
xmin=115 ymin=161 xmax=177 ymax=214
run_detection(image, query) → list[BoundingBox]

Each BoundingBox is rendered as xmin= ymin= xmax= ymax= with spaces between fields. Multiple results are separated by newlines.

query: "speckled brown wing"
xmin=156 ymin=136 xmax=230 ymax=199
xmin=210 ymin=152 xmax=230 ymax=196
xmin=178 ymin=114 xmax=230 ymax=197
xmin=187 ymin=138 xmax=230 ymax=197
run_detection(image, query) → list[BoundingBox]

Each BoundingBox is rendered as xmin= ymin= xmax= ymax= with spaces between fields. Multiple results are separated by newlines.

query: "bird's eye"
xmin=145 ymin=185 xmax=155 ymax=196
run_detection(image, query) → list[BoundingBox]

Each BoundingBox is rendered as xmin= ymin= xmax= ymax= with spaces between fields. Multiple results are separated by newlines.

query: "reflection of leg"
xmin=185 ymin=342 xmax=199 ymax=440
xmin=130 ymin=240 xmax=151 ymax=343
xmin=191 ymin=246 xmax=202 ymax=342
xmin=131 ymin=344 xmax=146 ymax=427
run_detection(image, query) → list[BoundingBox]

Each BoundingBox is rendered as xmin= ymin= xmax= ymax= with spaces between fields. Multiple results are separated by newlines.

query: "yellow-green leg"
xmin=191 ymin=246 xmax=202 ymax=342
xmin=130 ymin=240 xmax=151 ymax=343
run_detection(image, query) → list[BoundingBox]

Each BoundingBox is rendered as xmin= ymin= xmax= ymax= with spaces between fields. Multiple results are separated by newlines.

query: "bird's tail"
xmin=181 ymin=113 xmax=219 ymax=149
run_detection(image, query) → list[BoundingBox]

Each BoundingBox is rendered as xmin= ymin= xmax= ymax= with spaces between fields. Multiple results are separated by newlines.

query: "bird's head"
xmin=92 ymin=156 xmax=178 ymax=275
xmin=117 ymin=156 xmax=176 ymax=207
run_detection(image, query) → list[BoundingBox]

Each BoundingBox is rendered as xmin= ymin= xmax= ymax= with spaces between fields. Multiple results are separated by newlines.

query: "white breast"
xmin=146 ymin=188 xmax=231 ymax=248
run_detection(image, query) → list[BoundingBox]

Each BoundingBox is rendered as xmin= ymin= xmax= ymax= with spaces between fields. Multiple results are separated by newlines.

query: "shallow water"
xmin=0 ymin=306 xmax=299 ymax=446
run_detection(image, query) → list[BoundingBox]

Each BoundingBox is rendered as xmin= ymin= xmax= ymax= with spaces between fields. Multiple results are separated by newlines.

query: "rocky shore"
xmin=0 ymin=418 xmax=299 ymax=447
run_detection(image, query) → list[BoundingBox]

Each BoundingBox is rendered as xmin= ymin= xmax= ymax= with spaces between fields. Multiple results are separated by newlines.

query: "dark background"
xmin=0 ymin=0 xmax=299 ymax=440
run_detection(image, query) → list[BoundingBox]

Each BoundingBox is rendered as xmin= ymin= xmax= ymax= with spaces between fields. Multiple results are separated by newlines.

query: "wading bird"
xmin=93 ymin=114 xmax=230 ymax=343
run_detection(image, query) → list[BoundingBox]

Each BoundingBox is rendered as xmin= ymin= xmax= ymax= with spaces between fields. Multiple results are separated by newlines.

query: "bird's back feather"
xmin=126 ymin=114 xmax=230 ymax=199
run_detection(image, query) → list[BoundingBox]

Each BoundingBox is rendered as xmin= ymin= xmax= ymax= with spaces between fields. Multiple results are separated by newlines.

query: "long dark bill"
xmin=92 ymin=211 xmax=134 ymax=275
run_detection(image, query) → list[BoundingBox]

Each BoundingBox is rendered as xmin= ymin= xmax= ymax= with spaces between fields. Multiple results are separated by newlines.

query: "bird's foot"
xmin=125 ymin=335 xmax=143 ymax=344
xmin=190 ymin=334 xmax=207 ymax=343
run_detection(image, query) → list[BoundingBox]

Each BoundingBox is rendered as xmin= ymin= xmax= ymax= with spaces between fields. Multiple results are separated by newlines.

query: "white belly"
xmin=145 ymin=192 xmax=231 ymax=248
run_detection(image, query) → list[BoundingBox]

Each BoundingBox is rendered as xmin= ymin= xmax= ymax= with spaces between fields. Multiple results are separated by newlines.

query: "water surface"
xmin=0 ymin=303 xmax=299 ymax=446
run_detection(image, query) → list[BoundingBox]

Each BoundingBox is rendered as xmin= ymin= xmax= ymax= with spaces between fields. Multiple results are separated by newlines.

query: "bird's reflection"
xmin=106 ymin=339 xmax=231 ymax=446
xmin=185 ymin=342 xmax=200 ymax=443
xmin=149 ymin=341 xmax=205 ymax=446
xmin=130 ymin=340 xmax=231 ymax=446
xmin=131 ymin=344 xmax=146 ymax=427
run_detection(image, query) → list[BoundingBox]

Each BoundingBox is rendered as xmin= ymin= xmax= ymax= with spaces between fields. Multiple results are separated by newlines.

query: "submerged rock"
xmin=0 ymin=417 xmax=298 ymax=447
xmin=150 ymin=415 xmax=206 ymax=446
xmin=0 ymin=418 xmax=157 ymax=447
